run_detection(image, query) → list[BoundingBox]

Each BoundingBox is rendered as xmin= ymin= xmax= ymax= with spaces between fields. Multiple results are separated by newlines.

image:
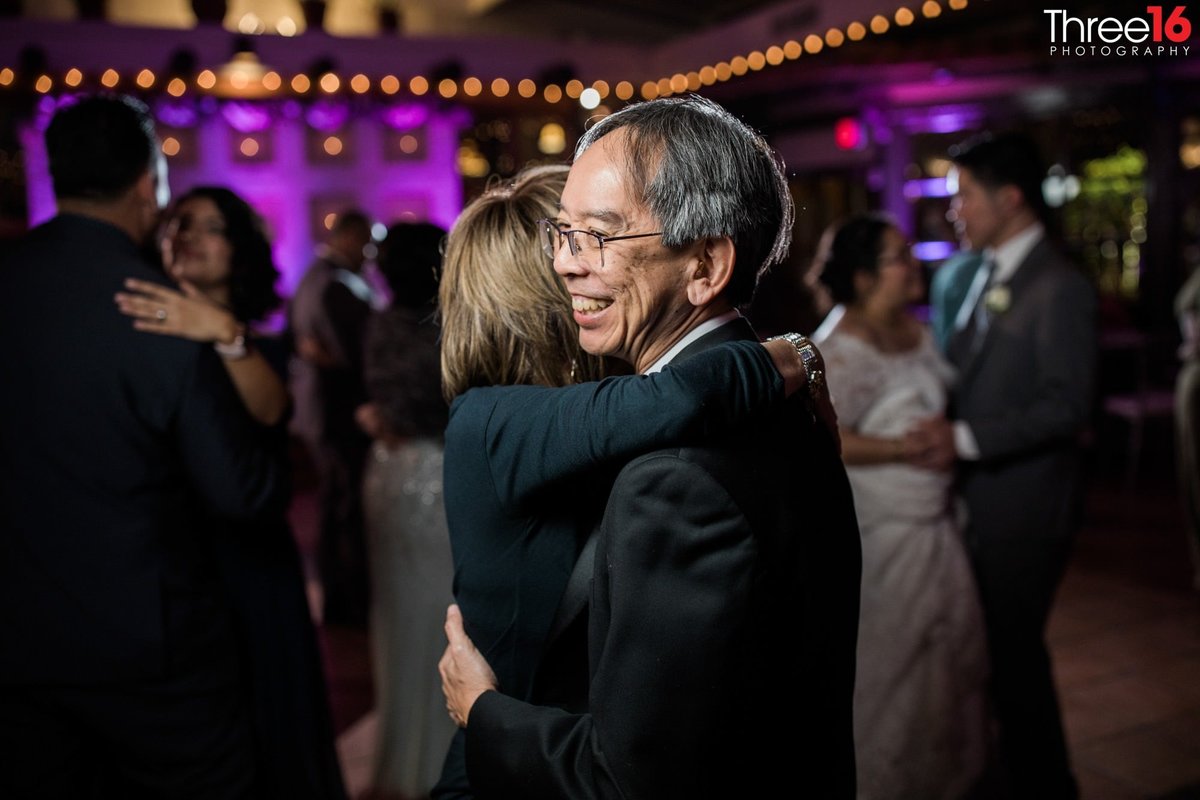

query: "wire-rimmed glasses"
xmin=537 ymin=218 xmax=662 ymax=269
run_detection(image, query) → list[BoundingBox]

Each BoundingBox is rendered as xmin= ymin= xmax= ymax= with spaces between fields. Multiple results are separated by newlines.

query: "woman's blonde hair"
xmin=440 ymin=165 xmax=605 ymax=401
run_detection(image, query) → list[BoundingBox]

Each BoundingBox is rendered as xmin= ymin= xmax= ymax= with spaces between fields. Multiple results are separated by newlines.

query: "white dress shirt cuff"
xmin=954 ymin=421 xmax=981 ymax=460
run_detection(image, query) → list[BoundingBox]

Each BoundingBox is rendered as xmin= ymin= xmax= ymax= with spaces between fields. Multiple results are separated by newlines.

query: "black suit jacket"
xmin=945 ymin=237 xmax=1096 ymax=548
xmin=466 ymin=319 xmax=862 ymax=799
xmin=0 ymin=214 xmax=284 ymax=686
xmin=434 ymin=339 xmax=789 ymax=799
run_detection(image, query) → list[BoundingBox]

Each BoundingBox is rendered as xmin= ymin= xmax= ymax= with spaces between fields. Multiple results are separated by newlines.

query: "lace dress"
xmin=820 ymin=329 xmax=989 ymax=800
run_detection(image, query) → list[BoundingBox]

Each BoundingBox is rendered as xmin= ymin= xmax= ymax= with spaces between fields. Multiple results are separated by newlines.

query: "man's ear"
xmin=686 ymin=236 xmax=736 ymax=307
xmin=997 ymin=184 xmax=1023 ymax=216
xmin=132 ymin=168 xmax=156 ymax=204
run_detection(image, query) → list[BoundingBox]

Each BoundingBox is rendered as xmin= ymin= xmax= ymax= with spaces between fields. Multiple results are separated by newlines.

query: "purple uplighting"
xmin=156 ymin=99 xmax=199 ymax=129
xmin=380 ymin=103 xmax=429 ymax=132
xmin=913 ymin=241 xmax=957 ymax=261
xmin=903 ymin=177 xmax=953 ymax=199
xmin=898 ymin=104 xmax=982 ymax=135
xmin=222 ymin=101 xmax=273 ymax=133
xmin=306 ymin=100 xmax=351 ymax=133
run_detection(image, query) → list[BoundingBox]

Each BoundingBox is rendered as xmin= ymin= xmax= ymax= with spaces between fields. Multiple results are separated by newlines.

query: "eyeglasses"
xmin=537 ymin=218 xmax=662 ymax=269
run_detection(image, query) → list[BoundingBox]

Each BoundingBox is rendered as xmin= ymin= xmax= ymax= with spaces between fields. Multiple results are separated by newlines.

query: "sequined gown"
xmin=362 ymin=305 xmax=455 ymax=797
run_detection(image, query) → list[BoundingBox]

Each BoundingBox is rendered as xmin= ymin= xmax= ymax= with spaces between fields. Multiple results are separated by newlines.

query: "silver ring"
xmin=155 ymin=308 xmax=167 ymax=321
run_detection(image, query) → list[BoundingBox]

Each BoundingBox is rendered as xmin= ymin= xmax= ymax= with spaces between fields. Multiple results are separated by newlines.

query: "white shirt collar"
xmin=985 ymin=222 xmax=1044 ymax=285
xmin=644 ymin=310 xmax=742 ymax=374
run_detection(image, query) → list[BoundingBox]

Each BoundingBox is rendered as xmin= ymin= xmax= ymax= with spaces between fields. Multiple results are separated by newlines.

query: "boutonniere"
xmin=984 ymin=284 xmax=1011 ymax=315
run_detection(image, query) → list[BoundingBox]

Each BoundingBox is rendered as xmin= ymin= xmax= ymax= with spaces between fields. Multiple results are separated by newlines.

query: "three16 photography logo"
xmin=1045 ymin=6 xmax=1191 ymax=57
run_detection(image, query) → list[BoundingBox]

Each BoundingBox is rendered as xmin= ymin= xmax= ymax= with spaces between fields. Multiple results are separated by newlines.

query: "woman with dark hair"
xmin=358 ymin=221 xmax=457 ymax=799
xmin=814 ymin=213 xmax=988 ymax=800
xmin=115 ymin=186 xmax=346 ymax=799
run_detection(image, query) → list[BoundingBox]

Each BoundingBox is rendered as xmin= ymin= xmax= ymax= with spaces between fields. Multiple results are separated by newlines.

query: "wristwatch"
xmin=769 ymin=332 xmax=824 ymax=403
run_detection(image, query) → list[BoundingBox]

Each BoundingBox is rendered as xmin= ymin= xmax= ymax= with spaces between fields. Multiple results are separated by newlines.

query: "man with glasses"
xmin=441 ymin=96 xmax=861 ymax=799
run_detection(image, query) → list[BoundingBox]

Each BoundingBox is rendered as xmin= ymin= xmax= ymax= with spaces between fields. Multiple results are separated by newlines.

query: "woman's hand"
xmin=115 ymin=278 xmax=240 ymax=345
xmin=764 ymin=335 xmax=841 ymax=453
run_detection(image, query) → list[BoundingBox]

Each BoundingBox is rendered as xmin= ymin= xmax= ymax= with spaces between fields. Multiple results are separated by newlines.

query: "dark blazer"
xmin=947 ymin=238 xmax=1096 ymax=553
xmin=0 ymin=214 xmax=284 ymax=686
xmin=465 ymin=319 xmax=862 ymax=800
xmin=433 ymin=339 xmax=788 ymax=799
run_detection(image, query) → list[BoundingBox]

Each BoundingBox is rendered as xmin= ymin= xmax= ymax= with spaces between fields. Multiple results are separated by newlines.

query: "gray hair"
xmin=574 ymin=95 xmax=793 ymax=306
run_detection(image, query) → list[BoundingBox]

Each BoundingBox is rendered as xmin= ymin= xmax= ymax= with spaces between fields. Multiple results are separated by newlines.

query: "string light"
xmin=323 ymin=136 xmax=343 ymax=156
xmin=240 ymin=137 xmax=259 ymax=157
xmin=27 ymin=4 xmax=966 ymax=106
xmin=0 ymin=68 xmax=13 ymax=86
xmin=161 ymin=136 xmax=181 ymax=157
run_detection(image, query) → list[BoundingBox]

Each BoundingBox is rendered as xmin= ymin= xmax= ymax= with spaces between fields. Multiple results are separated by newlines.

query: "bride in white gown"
xmin=814 ymin=214 xmax=989 ymax=800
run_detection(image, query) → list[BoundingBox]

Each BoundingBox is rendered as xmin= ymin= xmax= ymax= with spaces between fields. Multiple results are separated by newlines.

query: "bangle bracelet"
xmin=214 ymin=325 xmax=249 ymax=360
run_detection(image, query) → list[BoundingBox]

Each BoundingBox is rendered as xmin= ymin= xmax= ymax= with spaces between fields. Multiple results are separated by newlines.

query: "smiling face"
xmin=553 ymin=131 xmax=703 ymax=372
xmin=164 ymin=196 xmax=233 ymax=291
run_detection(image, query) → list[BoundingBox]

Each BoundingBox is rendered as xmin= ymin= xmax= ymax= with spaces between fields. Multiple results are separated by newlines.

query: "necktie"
xmin=950 ymin=257 xmax=995 ymax=364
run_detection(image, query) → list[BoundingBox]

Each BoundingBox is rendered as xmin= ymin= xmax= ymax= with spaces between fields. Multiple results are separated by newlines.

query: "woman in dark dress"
xmin=431 ymin=166 xmax=813 ymax=798
xmin=115 ymin=186 xmax=346 ymax=799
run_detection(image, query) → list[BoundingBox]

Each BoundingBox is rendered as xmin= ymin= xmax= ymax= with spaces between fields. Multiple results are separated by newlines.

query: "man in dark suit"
xmin=0 ymin=95 xmax=283 ymax=797
xmin=440 ymin=96 xmax=861 ymax=798
xmin=915 ymin=133 xmax=1095 ymax=799
xmin=289 ymin=209 xmax=376 ymax=626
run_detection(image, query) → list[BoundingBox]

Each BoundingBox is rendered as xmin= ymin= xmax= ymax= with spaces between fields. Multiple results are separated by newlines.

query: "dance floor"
xmin=296 ymin=436 xmax=1200 ymax=799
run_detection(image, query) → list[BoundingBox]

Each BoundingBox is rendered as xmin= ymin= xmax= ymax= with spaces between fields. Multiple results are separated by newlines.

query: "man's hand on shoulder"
xmin=439 ymin=604 xmax=499 ymax=728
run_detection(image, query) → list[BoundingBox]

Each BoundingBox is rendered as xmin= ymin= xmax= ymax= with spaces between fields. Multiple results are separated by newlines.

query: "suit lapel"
xmin=539 ymin=317 xmax=757 ymax=654
xmin=957 ymin=239 xmax=1051 ymax=387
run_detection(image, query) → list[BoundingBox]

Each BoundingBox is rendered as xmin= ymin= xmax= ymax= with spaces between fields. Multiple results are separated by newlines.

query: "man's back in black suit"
xmin=0 ymin=96 xmax=283 ymax=797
